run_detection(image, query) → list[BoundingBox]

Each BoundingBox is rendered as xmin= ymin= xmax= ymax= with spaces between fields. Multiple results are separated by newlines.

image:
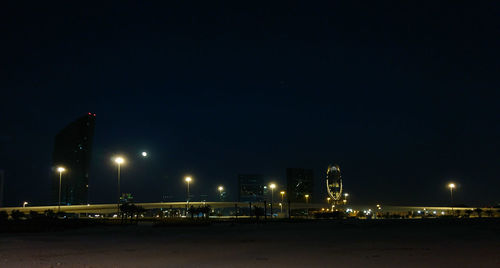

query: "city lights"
xmin=141 ymin=151 xmax=148 ymax=157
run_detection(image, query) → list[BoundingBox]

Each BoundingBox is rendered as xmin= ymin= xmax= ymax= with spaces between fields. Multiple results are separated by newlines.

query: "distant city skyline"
xmin=1 ymin=2 xmax=499 ymax=207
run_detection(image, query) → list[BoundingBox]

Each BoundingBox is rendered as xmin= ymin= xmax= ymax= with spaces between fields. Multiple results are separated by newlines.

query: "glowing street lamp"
xmin=279 ymin=202 xmax=283 ymax=213
xmin=327 ymin=197 xmax=331 ymax=204
xmin=141 ymin=151 xmax=148 ymax=157
xmin=218 ymin=185 xmax=224 ymax=201
xmin=269 ymin=183 xmax=276 ymax=217
xmin=185 ymin=176 xmax=192 ymax=202
xmin=23 ymin=201 xmax=28 ymax=208
xmin=56 ymin=166 xmax=66 ymax=212
xmin=304 ymin=194 xmax=310 ymax=216
xmin=448 ymin=183 xmax=455 ymax=211
xmin=114 ymin=156 xmax=125 ymax=213
xmin=280 ymin=191 xmax=285 ymax=203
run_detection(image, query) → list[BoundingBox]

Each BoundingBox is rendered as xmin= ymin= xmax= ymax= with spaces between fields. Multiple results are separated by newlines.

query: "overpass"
xmin=0 ymin=202 xmax=480 ymax=216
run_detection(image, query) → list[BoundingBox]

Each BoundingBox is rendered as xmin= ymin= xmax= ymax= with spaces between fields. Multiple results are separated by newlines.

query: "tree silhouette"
xmin=120 ymin=203 xmax=138 ymax=222
xmin=474 ymin=208 xmax=483 ymax=218
xmin=199 ymin=205 xmax=211 ymax=219
xmin=465 ymin=210 xmax=473 ymax=218
xmin=188 ymin=205 xmax=196 ymax=219
xmin=11 ymin=210 xmax=25 ymax=221
xmin=135 ymin=206 xmax=146 ymax=221
xmin=44 ymin=209 xmax=56 ymax=219
xmin=29 ymin=210 xmax=41 ymax=220
xmin=253 ymin=206 xmax=264 ymax=220
xmin=485 ymin=209 xmax=493 ymax=217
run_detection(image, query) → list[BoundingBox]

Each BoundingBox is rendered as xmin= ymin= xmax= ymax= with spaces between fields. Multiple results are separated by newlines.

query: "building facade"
xmin=286 ymin=168 xmax=314 ymax=202
xmin=52 ymin=113 xmax=96 ymax=205
xmin=238 ymin=174 xmax=264 ymax=202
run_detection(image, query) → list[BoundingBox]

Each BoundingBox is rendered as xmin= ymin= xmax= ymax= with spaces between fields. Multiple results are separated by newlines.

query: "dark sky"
xmin=1 ymin=2 xmax=499 ymax=207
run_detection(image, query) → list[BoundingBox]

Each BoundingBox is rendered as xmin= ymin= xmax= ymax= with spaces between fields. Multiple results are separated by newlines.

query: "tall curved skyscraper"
xmin=52 ymin=113 xmax=96 ymax=205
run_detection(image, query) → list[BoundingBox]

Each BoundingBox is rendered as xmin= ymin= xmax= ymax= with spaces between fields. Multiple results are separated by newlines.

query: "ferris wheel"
xmin=326 ymin=164 xmax=343 ymax=201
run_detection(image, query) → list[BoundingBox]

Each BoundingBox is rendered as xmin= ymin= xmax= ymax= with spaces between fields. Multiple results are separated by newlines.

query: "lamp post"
xmin=343 ymin=193 xmax=349 ymax=205
xmin=280 ymin=191 xmax=285 ymax=203
xmin=448 ymin=183 xmax=455 ymax=212
xmin=114 ymin=156 xmax=125 ymax=213
xmin=23 ymin=201 xmax=28 ymax=208
xmin=218 ymin=185 xmax=224 ymax=201
xmin=185 ymin=176 xmax=192 ymax=202
xmin=57 ymin=166 xmax=66 ymax=212
xmin=327 ymin=197 xmax=331 ymax=204
xmin=305 ymin=194 xmax=310 ymax=216
xmin=269 ymin=183 xmax=276 ymax=218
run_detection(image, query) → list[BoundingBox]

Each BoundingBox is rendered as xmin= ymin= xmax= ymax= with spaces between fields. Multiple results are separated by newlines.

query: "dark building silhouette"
xmin=286 ymin=168 xmax=314 ymax=202
xmin=52 ymin=113 xmax=96 ymax=205
xmin=238 ymin=174 xmax=264 ymax=202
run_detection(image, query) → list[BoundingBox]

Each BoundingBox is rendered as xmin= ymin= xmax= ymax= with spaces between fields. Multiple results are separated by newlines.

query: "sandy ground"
xmin=1 ymin=220 xmax=499 ymax=267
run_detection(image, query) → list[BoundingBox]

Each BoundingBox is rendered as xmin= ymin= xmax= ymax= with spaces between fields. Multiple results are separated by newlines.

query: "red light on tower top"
xmin=93 ymin=114 xmax=96 ymax=116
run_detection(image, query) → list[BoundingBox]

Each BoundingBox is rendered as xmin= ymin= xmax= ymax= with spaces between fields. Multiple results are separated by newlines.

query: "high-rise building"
xmin=52 ymin=113 xmax=96 ymax=205
xmin=286 ymin=168 xmax=314 ymax=202
xmin=238 ymin=174 xmax=264 ymax=202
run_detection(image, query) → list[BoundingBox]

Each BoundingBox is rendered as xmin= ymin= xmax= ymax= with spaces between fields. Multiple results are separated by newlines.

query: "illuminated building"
xmin=51 ymin=113 xmax=96 ymax=205
xmin=286 ymin=168 xmax=314 ymax=202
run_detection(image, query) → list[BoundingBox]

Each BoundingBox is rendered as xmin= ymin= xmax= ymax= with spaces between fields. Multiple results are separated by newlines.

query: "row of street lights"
xmin=51 ymin=155 xmax=459 ymax=215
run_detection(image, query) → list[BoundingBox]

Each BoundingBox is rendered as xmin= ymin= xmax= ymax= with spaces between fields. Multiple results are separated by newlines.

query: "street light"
xmin=280 ymin=191 xmax=285 ymax=203
xmin=305 ymin=194 xmax=310 ymax=216
xmin=56 ymin=166 xmax=66 ymax=212
xmin=343 ymin=193 xmax=349 ymax=205
xmin=23 ymin=201 xmax=28 ymax=208
xmin=114 ymin=156 xmax=125 ymax=213
xmin=141 ymin=151 xmax=148 ymax=157
xmin=448 ymin=183 xmax=455 ymax=212
xmin=279 ymin=202 xmax=283 ymax=213
xmin=327 ymin=197 xmax=331 ymax=204
xmin=218 ymin=185 xmax=224 ymax=201
xmin=185 ymin=176 xmax=192 ymax=202
xmin=269 ymin=183 xmax=276 ymax=217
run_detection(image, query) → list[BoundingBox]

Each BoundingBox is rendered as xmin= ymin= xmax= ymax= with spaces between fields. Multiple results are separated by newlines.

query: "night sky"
xmin=1 ymin=2 xmax=499 ymax=207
